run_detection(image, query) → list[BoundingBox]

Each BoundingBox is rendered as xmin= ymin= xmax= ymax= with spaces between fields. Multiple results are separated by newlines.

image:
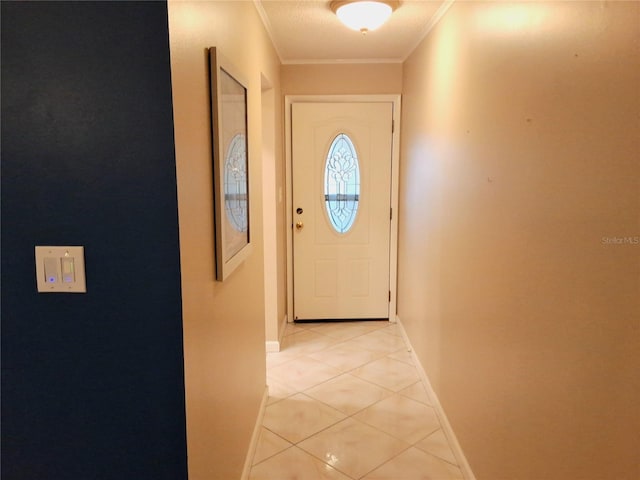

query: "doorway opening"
xmin=285 ymin=95 xmax=402 ymax=325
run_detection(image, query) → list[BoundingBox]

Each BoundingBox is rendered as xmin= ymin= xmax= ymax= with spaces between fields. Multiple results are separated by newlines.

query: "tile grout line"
xmin=269 ymin=348 xmax=414 ymax=406
xmin=264 ymin=324 xmax=406 ymax=476
xmin=294 ymin=416 xmax=413 ymax=480
xmin=250 ymin=432 xmax=294 ymax=468
xmin=260 ymin=321 xmax=463 ymax=479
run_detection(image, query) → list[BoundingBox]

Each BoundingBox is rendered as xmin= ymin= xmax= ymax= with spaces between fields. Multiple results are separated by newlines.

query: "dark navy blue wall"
xmin=1 ymin=2 xmax=188 ymax=479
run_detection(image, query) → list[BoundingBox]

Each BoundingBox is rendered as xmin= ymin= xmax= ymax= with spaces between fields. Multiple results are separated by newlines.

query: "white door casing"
xmin=292 ymin=102 xmax=394 ymax=320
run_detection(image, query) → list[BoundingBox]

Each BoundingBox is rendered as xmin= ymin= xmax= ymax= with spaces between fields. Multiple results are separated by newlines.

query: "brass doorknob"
xmin=295 ymin=221 xmax=304 ymax=230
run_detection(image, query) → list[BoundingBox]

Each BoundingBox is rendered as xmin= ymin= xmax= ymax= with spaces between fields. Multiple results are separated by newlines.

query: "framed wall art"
xmin=209 ymin=47 xmax=251 ymax=281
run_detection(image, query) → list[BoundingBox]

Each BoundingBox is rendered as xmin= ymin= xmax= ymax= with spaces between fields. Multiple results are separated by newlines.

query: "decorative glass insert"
xmin=224 ymin=133 xmax=248 ymax=232
xmin=324 ymin=133 xmax=360 ymax=233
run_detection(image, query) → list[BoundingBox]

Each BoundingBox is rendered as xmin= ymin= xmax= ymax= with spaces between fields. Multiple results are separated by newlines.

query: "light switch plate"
xmin=35 ymin=246 xmax=87 ymax=293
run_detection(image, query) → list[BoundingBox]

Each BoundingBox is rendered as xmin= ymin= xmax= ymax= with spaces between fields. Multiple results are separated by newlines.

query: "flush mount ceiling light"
xmin=330 ymin=0 xmax=399 ymax=34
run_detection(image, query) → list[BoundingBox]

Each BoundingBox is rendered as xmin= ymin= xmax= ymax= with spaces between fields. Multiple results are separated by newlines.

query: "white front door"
xmin=292 ymin=102 xmax=393 ymax=320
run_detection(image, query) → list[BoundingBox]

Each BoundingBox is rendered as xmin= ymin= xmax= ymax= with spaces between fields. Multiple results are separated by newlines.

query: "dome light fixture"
xmin=330 ymin=0 xmax=399 ymax=34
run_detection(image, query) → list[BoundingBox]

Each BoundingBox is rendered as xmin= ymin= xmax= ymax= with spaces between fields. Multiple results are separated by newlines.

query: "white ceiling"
xmin=254 ymin=0 xmax=452 ymax=64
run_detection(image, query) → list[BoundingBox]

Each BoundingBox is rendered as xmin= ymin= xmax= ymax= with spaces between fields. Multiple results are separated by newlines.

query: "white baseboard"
xmin=265 ymin=341 xmax=280 ymax=353
xmin=241 ymin=385 xmax=269 ymax=480
xmin=265 ymin=314 xmax=289 ymax=353
xmin=396 ymin=317 xmax=476 ymax=480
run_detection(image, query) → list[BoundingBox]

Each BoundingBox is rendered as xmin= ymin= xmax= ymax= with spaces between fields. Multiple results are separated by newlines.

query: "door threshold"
xmin=294 ymin=318 xmax=389 ymax=324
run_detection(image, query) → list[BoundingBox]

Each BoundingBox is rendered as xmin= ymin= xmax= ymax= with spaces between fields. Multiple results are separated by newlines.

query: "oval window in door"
xmin=225 ymin=133 xmax=248 ymax=232
xmin=324 ymin=133 xmax=360 ymax=234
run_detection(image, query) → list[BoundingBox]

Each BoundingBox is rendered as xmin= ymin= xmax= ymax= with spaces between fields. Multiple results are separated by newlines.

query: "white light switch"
xmin=44 ymin=257 xmax=59 ymax=284
xmin=61 ymin=257 xmax=75 ymax=283
xmin=35 ymin=246 xmax=86 ymax=293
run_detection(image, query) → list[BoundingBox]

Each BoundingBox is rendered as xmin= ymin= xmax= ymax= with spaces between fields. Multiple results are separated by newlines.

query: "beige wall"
xmin=399 ymin=2 xmax=639 ymax=479
xmin=167 ymin=1 xmax=282 ymax=478
xmin=281 ymin=63 xmax=402 ymax=95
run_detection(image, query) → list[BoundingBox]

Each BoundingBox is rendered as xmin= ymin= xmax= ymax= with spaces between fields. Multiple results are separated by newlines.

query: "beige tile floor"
xmin=250 ymin=321 xmax=465 ymax=480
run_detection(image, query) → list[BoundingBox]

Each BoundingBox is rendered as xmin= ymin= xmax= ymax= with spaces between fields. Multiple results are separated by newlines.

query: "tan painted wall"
xmin=399 ymin=2 xmax=639 ymax=479
xmin=167 ymin=1 xmax=282 ymax=478
xmin=281 ymin=63 xmax=402 ymax=95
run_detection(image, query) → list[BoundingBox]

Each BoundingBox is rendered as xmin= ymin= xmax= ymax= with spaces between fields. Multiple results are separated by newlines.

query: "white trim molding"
xmin=265 ymin=341 xmax=280 ymax=353
xmin=395 ymin=316 xmax=477 ymax=480
xmin=281 ymin=58 xmax=404 ymax=65
xmin=241 ymin=385 xmax=269 ymax=480
xmin=252 ymin=0 xmax=284 ymax=63
xmin=401 ymin=0 xmax=456 ymax=62
xmin=265 ymin=314 xmax=288 ymax=352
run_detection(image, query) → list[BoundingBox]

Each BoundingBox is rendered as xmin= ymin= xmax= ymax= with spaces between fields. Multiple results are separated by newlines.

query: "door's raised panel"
xmin=348 ymin=259 xmax=371 ymax=298
xmin=314 ymin=259 xmax=338 ymax=298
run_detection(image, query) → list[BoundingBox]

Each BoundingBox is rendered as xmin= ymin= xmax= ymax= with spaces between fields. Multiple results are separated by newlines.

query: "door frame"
xmin=285 ymin=94 xmax=402 ymax=324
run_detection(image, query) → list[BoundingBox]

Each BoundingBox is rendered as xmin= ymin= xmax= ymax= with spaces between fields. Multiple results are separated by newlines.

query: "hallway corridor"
xmin=249 ymin=321 xmax=465 ymax=479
